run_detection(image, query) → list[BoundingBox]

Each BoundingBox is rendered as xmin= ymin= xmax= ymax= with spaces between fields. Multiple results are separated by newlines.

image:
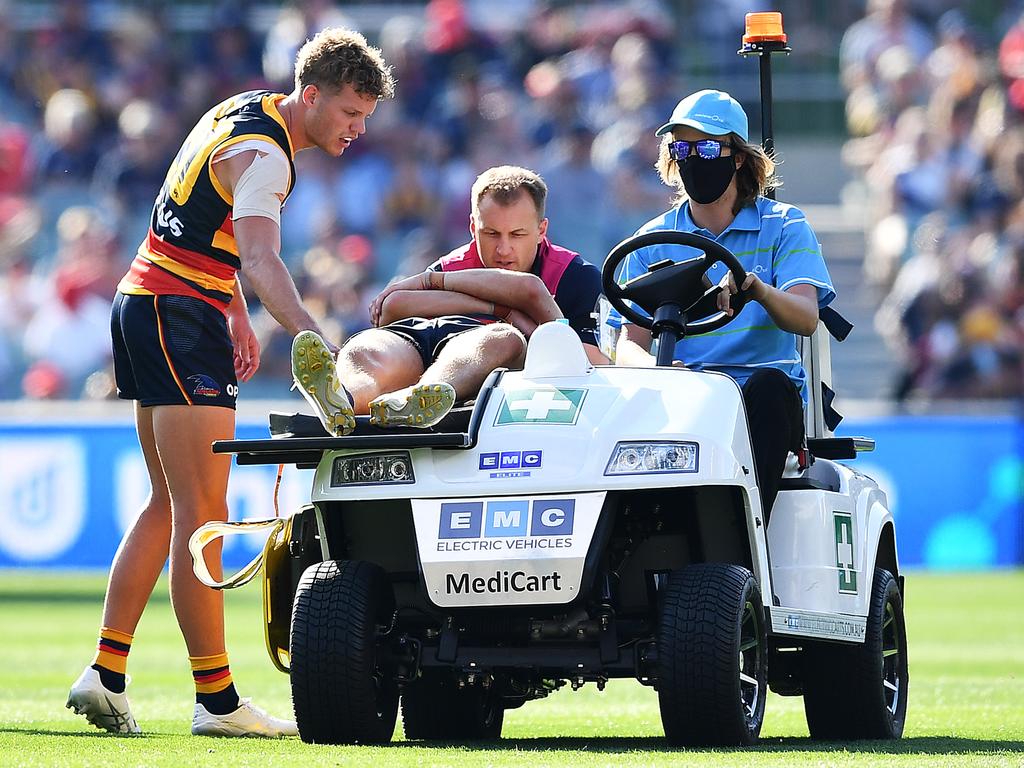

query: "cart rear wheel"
xmin=803 ymin=568 xmax=908 ymax=740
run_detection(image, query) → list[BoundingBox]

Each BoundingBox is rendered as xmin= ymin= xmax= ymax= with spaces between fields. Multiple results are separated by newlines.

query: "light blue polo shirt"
xmin=606 ymin=197 xmax=835 ymax=398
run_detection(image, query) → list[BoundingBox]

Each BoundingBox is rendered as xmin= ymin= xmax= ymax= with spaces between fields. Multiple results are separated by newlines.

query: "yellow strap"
xmin=188 ymin=518 xmax=286 ymax=590
xmin=273 ymin=463 xmax=284 ymax=518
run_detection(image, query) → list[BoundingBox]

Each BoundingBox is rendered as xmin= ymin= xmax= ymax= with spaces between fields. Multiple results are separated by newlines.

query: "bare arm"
xmin=232 ymin=215 xmax=323 ymax=337
xmin=371 ymin=269 xmax=563 ymax=327
xmin=379 ymin=286 xmax=605 ymax=363
xmin=719 ymin=275 xmax=820 ymax=336
xmin=584 ymin=344 xmax=610 ymax=365
xmin=431 ymin=269 xmax=563 ymax=323
xmin=214 ymin=150 xmax=329 ymax=344
xmin=225 ymin=276 xmax=249 ymax=317
xmin=442 ymin=269 xmax=608 ymax=362
xmin=756 ymin=283 xmax=819 ymax=336
xmin=378 ymin=289 xmax=494 ymax=325
xmin=225 ymin=276 xmax=260 ymax=382
xmin=615 ymin=323 xmax=657 ymax=367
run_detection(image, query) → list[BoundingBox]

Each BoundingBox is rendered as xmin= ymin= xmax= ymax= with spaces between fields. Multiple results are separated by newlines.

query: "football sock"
xmin=190 ymin=652 xmax=240 ymax=715
xmin=91 ymin=627 xmax=132 ymax=694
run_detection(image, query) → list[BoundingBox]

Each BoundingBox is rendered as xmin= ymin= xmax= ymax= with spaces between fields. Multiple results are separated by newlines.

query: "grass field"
xmin=1 ymin=570 xmax=1022 ymax=767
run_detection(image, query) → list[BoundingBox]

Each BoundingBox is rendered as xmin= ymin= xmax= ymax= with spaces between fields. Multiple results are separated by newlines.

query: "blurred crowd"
xmin=0 ymin=0 xmax=1012 ymax=402
xmin=843 ymin=0 xmax=1024 ymax=399
xmin=0 ymin=0 xmax=689 ymax=399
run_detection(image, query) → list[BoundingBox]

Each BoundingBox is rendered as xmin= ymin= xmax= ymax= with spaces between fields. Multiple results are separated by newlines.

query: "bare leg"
xmin=370 ymin=324 xmax=526 ymax=427
xmin=293 ymin=329 xmax=424 ymax=434
xmin=98 ymin=403 xmax=173 ymax=633
xmin=68 ymin=403 xmax=234 ymax=733
xmin=421 ymin=324 xmax=526 ymax=400
xmin=336 ymin=329 xmax=425 ymax=411
xmin=151 ymin=404 xmax=235 ymax=657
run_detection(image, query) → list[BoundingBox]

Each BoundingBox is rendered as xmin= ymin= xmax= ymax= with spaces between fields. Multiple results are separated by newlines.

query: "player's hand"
xmin=227 ymin=312 xmax=261 ymax=382
xmin=716 ymin=271 xmax=764 ymax=316
xmin=504 ymin=308 xmax=538 ymax=338
xmin=369 ymin=273 xmax=432 ymax=326
xmin=368 ymin=288 xmax=389 ymax=327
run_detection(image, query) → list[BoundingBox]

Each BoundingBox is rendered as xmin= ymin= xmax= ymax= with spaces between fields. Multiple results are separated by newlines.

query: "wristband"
xmin=492 ymin=303 xmax=513 ymax=320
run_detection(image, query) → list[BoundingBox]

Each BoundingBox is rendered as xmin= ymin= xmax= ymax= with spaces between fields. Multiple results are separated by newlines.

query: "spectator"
xmin=839 ymin=0 xmax=933 ymax=93
xmin=22 ymin=207 xmax=118 ymax=395
xmin=35 ymin=89 xmax=101 ymax=186
xmin=3 ymin=1 xmax=1016 ymax=402
xmin=539 ymin=122 xmax=610 ymax=266
xmin=92 ymin=100 xmax=177 ymax=236
xmin=843 ymin=1 xmax=1024 ymax=399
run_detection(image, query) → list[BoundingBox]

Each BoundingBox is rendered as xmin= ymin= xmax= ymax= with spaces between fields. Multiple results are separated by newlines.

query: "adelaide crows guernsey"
xmin=117 ymin=91 xmax=296 ymax=311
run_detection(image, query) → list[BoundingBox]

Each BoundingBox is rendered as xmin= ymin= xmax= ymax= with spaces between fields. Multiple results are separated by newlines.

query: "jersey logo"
xmin=187 ymin=374 xmax=222 ymax=398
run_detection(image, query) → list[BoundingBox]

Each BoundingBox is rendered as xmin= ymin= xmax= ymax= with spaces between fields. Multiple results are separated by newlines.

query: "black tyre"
xmin=803 ymin=568 xmax=908 ymax=740
xmin=290 ymin=560 xmax=398 ymax=744
xmin=402 ymin=670 xmax=504 ymax=740
xmin=657 ymin=563 xmax=767 ymax=746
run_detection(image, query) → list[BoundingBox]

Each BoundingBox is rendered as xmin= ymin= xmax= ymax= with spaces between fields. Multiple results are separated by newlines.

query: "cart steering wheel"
xmin=602 ymin=230 xmax=749 ymax=337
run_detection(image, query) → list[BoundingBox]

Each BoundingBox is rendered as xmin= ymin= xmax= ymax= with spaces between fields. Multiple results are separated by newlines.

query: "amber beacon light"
xmin=742 ymin=12 xmax=787 ymax=46
xmin=737 ymin=10 xmax=791 ymax=199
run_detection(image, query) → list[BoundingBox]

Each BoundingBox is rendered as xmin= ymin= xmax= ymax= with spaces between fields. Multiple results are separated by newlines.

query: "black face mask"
xmin=679 ymin=155 xmax=736 ymax=205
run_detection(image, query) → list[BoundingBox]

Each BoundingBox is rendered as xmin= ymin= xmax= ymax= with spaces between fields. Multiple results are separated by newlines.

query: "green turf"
xmin=1 ymin=570 xmax=1022 ymax=767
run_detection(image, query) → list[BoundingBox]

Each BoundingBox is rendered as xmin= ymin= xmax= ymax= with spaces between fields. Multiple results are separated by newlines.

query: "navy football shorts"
xmin=376 ymin=315 xmax=488 ymax=369
xmin=110 ymin=292 xmax=237 ymax=409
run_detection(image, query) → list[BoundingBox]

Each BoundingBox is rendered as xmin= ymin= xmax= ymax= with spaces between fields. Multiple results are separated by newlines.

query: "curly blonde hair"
xmin=294 ymin=28 xmax=395 ymax=100
xmin=655 ymin=134 xmax=779 ymax=213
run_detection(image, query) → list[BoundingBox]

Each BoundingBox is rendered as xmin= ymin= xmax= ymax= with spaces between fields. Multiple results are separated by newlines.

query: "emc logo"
xmin=479 ymin=450 xmax=542 ymax=471
xmin=439 ymin=499 xmax=574 ymax=539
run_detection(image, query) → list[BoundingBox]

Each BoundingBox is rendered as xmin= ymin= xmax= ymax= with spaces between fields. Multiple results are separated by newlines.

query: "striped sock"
xmin=190 ymin=652 xmax=240 ymax=715
xmin=91 ymin=627 xmax=132 ymax=694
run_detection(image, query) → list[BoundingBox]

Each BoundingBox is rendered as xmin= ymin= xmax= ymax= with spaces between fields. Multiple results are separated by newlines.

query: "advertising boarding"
xmin=0 ymin=413 xmax=1020 ymax=569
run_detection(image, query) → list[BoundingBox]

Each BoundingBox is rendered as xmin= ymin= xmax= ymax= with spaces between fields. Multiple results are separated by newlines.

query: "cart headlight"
xmin=331 ymin=452 xmax=415 ymax=486
xmin=604 ymin=441 xmax=698 ymax=475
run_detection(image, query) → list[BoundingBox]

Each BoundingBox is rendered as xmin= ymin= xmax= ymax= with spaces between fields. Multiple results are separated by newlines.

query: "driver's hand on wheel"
xmin=716 ymin=272 xmax=765 ymax=315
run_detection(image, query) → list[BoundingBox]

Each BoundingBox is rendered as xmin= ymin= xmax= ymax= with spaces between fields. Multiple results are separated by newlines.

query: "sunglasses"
xmin=668 ymin=139 xmax=735 ymax=161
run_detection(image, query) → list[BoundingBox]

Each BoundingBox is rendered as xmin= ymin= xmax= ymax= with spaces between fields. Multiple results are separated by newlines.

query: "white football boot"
xmin=191 ymin=699 xmax=297 ymax=738
xmin=291 ymin=330 xmax=356 ymax=436
xmin=66 ymin=666 xmax=141 ymax=735
xmin=369 ymin=382 xmax=456 ymax=428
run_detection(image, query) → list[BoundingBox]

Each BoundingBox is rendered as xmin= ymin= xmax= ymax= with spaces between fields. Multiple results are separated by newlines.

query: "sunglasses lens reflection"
xmin=670 ymin=140 xmax=727 ymax=161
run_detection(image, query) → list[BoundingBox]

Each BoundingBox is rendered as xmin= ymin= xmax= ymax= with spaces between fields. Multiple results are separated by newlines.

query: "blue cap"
xmin=655 ymin=90 xmax=749 ymax=141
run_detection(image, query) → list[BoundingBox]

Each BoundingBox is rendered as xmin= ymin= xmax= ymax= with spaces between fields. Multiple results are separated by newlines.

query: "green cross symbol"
xmin=834 ymin=513 xmax=857 ymax=594
xmin=495 ymin=388 xmax=586 ymax=425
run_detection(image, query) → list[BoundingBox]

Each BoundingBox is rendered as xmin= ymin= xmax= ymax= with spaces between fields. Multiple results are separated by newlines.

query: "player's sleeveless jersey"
xmin=117 ymin=91 xmax=296 ymax=311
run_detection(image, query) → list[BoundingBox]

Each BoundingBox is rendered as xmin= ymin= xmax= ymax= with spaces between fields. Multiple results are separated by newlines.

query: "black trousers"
xmin=741 ymin=368 xmax=806 ymax=524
